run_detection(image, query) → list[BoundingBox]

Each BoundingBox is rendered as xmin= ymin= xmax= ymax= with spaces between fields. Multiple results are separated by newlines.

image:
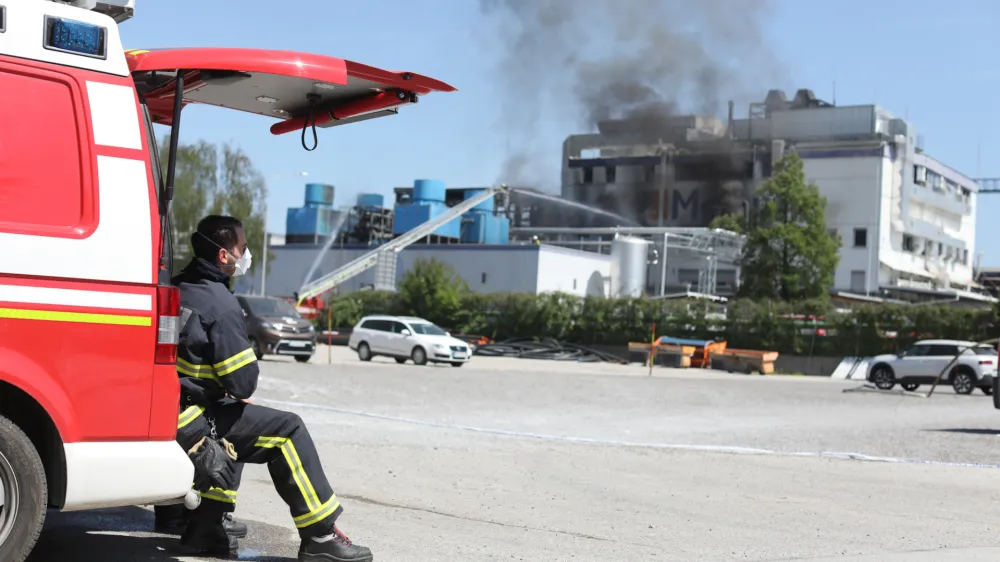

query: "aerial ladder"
xmin=296 ymin=184 xmax=509 ymax=304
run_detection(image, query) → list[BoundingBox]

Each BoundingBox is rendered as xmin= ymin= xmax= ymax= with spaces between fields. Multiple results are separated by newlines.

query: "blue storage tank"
xmin=392 ymin=179 xmax=461 ymax=239
xmin=393 ymin=203 xmax=461 ymax=238
xmin=463 ymin=189 xmax=495 ymax=213
xmin=413 ymin=179 xmax=445 ymax=203
xmin=304 ymin=183 xmax=335 ymax=207
xmin=356 ymin=193 xmax=384 ymax=208
xmin=461 ymin=212 xmax=510 ymax=244
xmin=286 ymin=207 xmax=336 ymax=236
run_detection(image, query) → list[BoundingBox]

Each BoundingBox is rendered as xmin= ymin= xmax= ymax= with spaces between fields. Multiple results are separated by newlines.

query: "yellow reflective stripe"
xmin=124 ymin=49 xmax=149 ymax=55
xmin=213 ymin=348 xmax=256 ymax=376
xmin=177 ymin=357 xmax=214 ymax=374
xmin=199 ymin=488 xmax=237 ymax=503
xmin=177 ymin=406 xmax=205 ymax=429
xmin=254 ymin=436 xmax=320 ymax=512
xmin=176 ymin=357 xmax=219 ymax=382
xmin=293 ymin=496 xmax=341 ymax=529
xmin=0 ymin=308 xmax=150 ymax=326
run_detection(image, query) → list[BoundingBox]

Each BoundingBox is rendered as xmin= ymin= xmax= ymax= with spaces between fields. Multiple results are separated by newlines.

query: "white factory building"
xmin=239 ymin=243 xmax=613 ymax=299
xmin=762 ymin=110 xmax=981 ymax=300
xmin=560 ymin=88 xmax=988 ymax=302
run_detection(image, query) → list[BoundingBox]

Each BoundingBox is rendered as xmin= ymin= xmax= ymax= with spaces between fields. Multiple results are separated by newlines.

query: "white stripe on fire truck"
xmin=86 ymin=81 xmax=143 ymax=150
xmin=0 ymin=156 xmax=154 ymax=284
xmin=0 ymin=285 xmax=152 ymax=311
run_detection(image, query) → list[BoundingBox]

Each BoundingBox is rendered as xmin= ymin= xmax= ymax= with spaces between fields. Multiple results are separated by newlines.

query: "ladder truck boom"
xmin=297 ymin=184 xmax=508 ymax=303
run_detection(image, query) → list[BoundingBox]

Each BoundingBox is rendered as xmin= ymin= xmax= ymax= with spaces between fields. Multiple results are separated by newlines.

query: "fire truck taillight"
xmin=155 ymin=285 xmax=180 ymax=364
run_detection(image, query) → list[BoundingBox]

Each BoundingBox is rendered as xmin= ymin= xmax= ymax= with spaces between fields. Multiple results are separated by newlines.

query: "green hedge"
xmin=317 ymin=291 xmax=999 ymax=357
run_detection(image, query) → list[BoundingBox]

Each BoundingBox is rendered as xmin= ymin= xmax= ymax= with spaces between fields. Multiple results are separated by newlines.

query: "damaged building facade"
xmin=554 ymin=88 xmax=984 ymax=302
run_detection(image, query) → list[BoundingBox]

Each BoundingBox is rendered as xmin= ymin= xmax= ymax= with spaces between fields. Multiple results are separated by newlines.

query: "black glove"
xmin=187 ymin=436 xmax=238 ymax=492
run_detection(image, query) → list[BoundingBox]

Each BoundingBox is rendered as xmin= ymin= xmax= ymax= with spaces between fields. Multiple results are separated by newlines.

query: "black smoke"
xmin=480 ymin=0 xmax=783 ymax=189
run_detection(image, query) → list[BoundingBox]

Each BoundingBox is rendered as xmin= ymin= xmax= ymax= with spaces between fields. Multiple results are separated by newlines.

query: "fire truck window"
xmin=0 ymin=69 xmax=84 ymax=231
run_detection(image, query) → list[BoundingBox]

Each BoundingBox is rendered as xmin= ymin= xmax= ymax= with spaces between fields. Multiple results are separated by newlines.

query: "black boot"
xmin=180 ymin=514 xmax=239 ymax=557
xmin=298 ymin=525 xmax=373 ymax=562
xmin=154 ymin=504 xmax=188 ymax=534
xmin=155 ymin=505 xmax=247 ymax=538
xmin=223 ymin=513 xmax=249 ymax=538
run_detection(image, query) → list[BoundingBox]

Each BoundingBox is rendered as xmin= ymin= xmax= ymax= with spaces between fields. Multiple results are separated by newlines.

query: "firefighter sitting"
xmin=157 ymin=215 xmax=373 ymax=561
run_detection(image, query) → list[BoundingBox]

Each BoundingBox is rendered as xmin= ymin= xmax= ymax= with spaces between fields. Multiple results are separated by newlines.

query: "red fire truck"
xmin=0 ymin=1 xmax=453 ymax=559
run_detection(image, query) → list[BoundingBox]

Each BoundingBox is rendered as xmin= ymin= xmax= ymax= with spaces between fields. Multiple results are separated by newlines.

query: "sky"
xmin=121 ymin=0 xmax=1000 ymax=263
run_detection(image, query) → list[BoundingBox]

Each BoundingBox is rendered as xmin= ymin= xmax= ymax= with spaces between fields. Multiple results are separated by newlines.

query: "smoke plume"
xmin=480 ymin=0 xmax=783 ymax=188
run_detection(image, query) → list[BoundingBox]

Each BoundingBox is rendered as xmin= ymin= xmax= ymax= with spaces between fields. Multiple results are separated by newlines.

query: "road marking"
xmin=258 ymin=397 xmax=1000 ymax=470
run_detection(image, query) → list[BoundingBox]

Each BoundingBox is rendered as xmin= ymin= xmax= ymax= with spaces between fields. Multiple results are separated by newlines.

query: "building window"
xmin=853 ymin=228 xmax=867 ymax=248
xmin=582 ymin=167 xmax=594 ymax=184
xmin=902 ymin=234 xmax=915 ymax=252
xmin=914 ymin=165 xmax=927 ymax=185
xmin=963 ymin=249 xmax=969 ymax=264
xmin=850 ymin=270 xmax=866 ymax=293
xmin=573 ymin=279 xmax=577 ymax=290
xmin=605 ymin=166 xmax=617 ymax=183
xmin=481 ymin=272 xmax=487 ymax=284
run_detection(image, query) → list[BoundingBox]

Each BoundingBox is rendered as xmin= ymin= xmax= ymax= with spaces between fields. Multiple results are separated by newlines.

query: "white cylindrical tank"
xmin=610 ymin=236 xmax=649 ymax=298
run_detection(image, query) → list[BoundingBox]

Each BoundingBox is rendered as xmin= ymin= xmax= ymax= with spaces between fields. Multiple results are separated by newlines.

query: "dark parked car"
xmin=235 ymin=294 xmax=316 ymax=362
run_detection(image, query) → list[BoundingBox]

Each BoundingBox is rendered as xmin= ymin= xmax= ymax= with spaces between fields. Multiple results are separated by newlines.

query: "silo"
xmin=304 ymin=183 xmax=335 ymax=207
xmin=412 ymin=179 xmax=445 ymax=204
xmin=610 ymin=236 xmax=649 ymax=298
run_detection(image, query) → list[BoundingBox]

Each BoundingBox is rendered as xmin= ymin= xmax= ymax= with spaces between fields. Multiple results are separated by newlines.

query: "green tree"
xmin=397 ymin=258 xmax=468 ymax=327
xmin=738 ymin=152 xmax=840 ymax=300
xmin=158 ymin=136 xmax=270 ymax=279
xmin=211 ymin=143 xmax=270 ymax=281
xmin=159 ymin=136 xmax=218 ymax=273
xmin=709 ymin=212 xmax=745 ymax=234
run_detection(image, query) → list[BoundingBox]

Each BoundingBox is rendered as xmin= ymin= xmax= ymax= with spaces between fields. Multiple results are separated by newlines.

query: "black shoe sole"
xmin=299 ymin=552 xmax=374 ymax=562
xmin=159 ymin=524 xmax=246 ymax=539
xmin=156 ymin=520 xmax=247 ymax=539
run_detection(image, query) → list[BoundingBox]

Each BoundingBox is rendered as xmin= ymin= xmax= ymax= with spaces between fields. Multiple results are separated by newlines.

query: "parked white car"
xmin=867 ymin=339 xmax=997 ymax=395
xmin=348 ymin=315 xmax=472 ymax=366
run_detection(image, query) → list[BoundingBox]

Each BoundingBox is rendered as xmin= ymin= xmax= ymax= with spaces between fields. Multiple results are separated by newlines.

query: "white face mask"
xmin=197 ymin=231 xmax=252 ymax=277
xmin=232 ymin=247 xmax=252 ymax=277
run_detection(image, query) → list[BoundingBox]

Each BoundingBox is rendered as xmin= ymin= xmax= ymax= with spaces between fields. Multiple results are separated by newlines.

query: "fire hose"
xmin=473 ymin=337 xmax=629 ymax=364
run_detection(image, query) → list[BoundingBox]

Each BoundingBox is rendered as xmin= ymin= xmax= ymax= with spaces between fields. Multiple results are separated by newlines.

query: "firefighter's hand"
xmin=188 ymin=437 xmax=238 ymax=492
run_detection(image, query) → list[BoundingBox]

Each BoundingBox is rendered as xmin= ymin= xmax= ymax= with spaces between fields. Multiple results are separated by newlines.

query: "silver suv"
xmin=867 ymin=339 xmax=997 ymax=395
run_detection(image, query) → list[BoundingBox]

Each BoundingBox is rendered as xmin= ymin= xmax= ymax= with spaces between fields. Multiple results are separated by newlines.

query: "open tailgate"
xmin=126 ymin=48 xmax=455 ymax=132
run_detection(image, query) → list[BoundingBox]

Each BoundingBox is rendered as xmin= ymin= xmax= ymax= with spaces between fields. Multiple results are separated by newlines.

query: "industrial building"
xmin=557 ymin=88 xmax=990 ymax=302
xmin=239 ymin=179 xmax=676 ymax=300
xmin=244 ymin=243 xmax=611 ymax=298
xmin=239 ymin=87 xmax=989 ymax=304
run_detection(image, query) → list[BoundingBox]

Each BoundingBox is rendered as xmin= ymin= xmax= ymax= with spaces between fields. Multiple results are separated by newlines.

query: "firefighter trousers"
xmin=176 ymin=401 xmax=343 ymax=538
xmin=176 ymin=404 xmax=244 ymax=512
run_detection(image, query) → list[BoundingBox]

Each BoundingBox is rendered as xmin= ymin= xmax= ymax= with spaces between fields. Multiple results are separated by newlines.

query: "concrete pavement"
xmin=28 ymin=347 xmax=1000 ymax=561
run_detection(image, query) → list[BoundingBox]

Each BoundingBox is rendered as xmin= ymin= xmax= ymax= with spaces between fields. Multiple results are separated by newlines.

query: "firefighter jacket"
xmin=172 ymin=258 xmax=259 ymax=405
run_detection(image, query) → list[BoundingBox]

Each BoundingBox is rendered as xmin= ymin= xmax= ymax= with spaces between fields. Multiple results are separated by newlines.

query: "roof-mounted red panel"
xmin=125 ymin=48 xmax=456 ymax=131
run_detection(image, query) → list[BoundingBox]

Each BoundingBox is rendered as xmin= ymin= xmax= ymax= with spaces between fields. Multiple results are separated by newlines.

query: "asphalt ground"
xmin=28 ymin=345 xmax=1000 ymax=561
